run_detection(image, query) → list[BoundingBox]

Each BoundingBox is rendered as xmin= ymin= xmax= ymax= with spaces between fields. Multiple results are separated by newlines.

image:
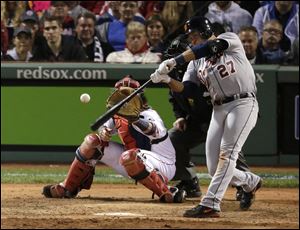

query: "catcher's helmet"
xmin=184 ymin=16 xmax=213 ymax=39
xmin=114 ymin=75 xmax=140 ymax=89
xmin=114 ymin=75 xmax=148 ymax=107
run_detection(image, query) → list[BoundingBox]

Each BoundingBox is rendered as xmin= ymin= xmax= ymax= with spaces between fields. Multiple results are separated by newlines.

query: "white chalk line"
xmin=2 ymin=172 xmax=298 ymax=180
xmin=94 ymin=212 xmax=145 ymax=217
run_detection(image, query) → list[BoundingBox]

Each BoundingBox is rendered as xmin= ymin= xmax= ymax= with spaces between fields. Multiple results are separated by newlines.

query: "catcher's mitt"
xmin=106 ymin=86 xmax=143 ymax=122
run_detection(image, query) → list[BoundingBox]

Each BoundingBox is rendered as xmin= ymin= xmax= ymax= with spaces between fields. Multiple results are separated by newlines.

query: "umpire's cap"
xmin=184 ymin=16 xmax=213 ymax=39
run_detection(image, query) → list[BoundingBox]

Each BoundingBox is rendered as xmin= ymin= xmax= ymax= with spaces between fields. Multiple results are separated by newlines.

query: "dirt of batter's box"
xmin=1 ymin=184 xmax=299 ymax=229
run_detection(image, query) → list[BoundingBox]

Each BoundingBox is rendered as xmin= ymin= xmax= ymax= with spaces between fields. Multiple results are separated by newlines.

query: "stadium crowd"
xmin=1 ymin=1 xmax=299 ymax=65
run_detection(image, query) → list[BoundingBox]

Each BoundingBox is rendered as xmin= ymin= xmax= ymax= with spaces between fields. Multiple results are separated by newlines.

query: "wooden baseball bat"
xmin=90 ymin=79 xmax=152 ymax=131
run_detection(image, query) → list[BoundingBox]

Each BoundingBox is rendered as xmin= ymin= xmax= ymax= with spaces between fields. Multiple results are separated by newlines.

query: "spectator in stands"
xmin=238 ymin=26 xmax=264 ymax=64
xmin=234 ymin=1 xmax=262 ymax=16
xmin=43 ymin=1 xmax=75 ymax=36
xmin=32 ymin=15 xmax=88 ymax=62
xmin=2 ymin=27 xmax=33 ymax=61
xmin=1 ymin=20 xmax=9 ymax=56
xmin=1 ymin=1 xmax=27 ymax=49
xmin=66 ymin=1 xmax=90 ymax=22
xmin=97 ymin=1 xmax=145 ymax=51
xmin=146 ymin=14 xmax=167 ymax=54
xmin=258 ymin=20 xmax=289 ymax=64
xmin=139 ymin=1 xmax=164 ymax=19
xmin=75 ymin=12 xmax=114 ymax=62
xmin=79 ymin=1 xmax=105 ymax=16
xmin=20 ymin=10 xmax=45 ymax=55
xmin=205 ymin=1 xmax=253 ymax=33
xmin=106 ymin=21 xmax=161 ymax=63
xmin=252 ymin=1 xmax=299 ymax=51
xmin=97 ymin=1 xmax=121 ymax=25
xmin=27 ymin=1 xmax=51 ymax=19
xmin=161 ymin=1 xmax=193 ymax=38
xmin=20 ymin=10 xmax=39 ymax=39
xmin=290 ymin=37 xmax=299 ymax=65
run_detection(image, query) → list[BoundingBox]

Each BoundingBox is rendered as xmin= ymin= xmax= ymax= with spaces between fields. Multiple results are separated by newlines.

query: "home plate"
xmin=94 ymin=212 xmax=145 ymax=217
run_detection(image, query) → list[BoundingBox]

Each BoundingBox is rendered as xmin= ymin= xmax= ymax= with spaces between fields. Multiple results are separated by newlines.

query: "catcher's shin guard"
xmin=119 ymin=149 xmax=174 ymax=202
xmin=43 ymin=157 xmax=95 ymax=198
xmin=42 ymin=134 xmax=105 ymax=198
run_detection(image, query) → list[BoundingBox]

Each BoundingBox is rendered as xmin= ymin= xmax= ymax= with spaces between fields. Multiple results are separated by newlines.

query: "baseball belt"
xmin=213 ymin=92 xmax=256 ymax=106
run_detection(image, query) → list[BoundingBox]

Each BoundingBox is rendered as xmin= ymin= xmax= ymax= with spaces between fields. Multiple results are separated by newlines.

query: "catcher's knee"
xmin=119 ymin=149 xmax=183 ymax=203
xmin=119 ymin=148 xmax=147 ymax=178
xmin=78 ymin=133 xmax=104 ymax=161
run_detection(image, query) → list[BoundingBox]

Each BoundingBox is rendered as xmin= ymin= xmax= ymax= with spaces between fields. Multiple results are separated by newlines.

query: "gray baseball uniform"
xmin=183 ymin=32 xmax=261 ymax=211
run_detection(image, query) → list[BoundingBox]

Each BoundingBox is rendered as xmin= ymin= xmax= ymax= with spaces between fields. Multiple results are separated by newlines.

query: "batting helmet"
xmin=184 ymin=16 xmax=213 ymax=39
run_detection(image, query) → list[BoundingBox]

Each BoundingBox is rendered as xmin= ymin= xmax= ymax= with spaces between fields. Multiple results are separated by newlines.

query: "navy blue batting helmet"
xmin=184 ymin=16 xmax=213 ymax=39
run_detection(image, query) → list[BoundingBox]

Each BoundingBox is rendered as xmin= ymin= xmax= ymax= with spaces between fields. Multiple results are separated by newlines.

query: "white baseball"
xmin=80 ymin=93 xmax=91 ymax=103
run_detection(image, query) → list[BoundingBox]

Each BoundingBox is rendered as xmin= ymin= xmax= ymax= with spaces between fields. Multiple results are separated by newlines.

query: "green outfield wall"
xmin=1 ymin=63 xmax=299 ymax=166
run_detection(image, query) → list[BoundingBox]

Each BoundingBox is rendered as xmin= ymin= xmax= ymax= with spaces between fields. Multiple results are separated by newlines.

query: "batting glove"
xmin=150 ymin=70 xmax=171 ymax=84
xmin=158 ymin=58 xmax=176 ymax=74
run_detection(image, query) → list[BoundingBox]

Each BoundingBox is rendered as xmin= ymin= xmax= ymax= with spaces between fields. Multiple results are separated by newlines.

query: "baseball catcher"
xmin=42 ymin=75 xmax=186 ymax=203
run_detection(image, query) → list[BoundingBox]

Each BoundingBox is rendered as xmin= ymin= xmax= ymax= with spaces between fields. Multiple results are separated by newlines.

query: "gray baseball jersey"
xmin=183 ymin=32 xmax=257 ymax=102
xmin=181 ymin=32 xmax=261 ymax=211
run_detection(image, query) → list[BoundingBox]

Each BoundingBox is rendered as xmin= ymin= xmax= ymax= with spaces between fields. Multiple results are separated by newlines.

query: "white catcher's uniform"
xmin=98 ymin=108 xmax=176 ymax=181
xmin=183 ymin=32 xmax=261 ymax=211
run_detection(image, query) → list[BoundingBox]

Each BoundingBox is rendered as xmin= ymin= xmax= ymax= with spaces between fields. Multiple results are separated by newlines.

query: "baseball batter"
xmin=42 ymin=76 xmax=186 ymax=203
xmin=150 ymin=16 xmax=262 ymax=218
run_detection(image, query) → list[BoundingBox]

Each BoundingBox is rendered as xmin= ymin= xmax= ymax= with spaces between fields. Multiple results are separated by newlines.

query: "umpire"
xmin=167 ymin=23 xmax=251 ymax=199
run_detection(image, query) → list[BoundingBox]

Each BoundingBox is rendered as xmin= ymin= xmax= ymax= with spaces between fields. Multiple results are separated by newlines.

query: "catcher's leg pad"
xmin=42 ymin=133 xmax=105 ymax=198
xmin=79 ymin=133 xmax=106 ymax=159
xmin=64 ymin=133 xmax=106 ymax=191
xmin=119 ymin=149 xmax=173 ymax=202
xmin=68 ymin=133 xmax=108 ymax=190
xmin=63 ymin=156 xmax=95 ymax=191
xmin=42 ymin=157 xmax=95 ymax=198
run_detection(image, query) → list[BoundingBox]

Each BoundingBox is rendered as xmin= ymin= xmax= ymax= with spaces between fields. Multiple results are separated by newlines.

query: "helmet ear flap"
xmin=200 ymin=30 xmax=213 ymax=40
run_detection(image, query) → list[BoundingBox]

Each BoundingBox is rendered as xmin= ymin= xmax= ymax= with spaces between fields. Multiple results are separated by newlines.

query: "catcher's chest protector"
xmin=114 ymin=116 xmax=137 ymax=150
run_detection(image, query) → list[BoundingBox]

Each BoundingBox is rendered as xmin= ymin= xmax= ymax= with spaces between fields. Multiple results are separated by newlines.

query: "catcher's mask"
xmin=106 ymin=86 xmax=143 ymax=109
xmin=164 ymin=34 xmax=190 ymax=60
xmin=163 ymin=35 xmax=190 ymax=75
xmin=114 ymin=75 xmax=148 ymax=108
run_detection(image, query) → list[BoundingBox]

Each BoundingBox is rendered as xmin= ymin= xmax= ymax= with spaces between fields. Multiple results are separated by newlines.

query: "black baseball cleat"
xmin=183 ymin=204 xmax=220 ymax=218
xmin=159 ymin=187 xmax=187 ymax=203
xmin=175 ymin=177 xmax=202 ymax=198
xmin=240 ymin=179 xmax=262 ymax=210
xmin=235 ymin=186 xmax=244 ymax=201
xmin=171 ymin=187 xmax=187 ymax=203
